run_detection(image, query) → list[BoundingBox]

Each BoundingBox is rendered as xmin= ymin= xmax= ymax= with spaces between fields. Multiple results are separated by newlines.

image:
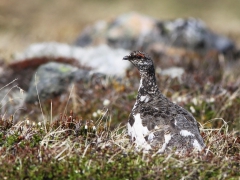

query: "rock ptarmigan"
xmin=123 ymin=51 xmax=205 ymax=153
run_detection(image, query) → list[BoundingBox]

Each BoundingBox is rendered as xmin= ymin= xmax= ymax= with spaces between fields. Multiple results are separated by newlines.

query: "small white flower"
xmin=92 ymin=112 xmax=98 ymax=117
xmin=103 ymin=99 xmax=110 ymax=106
xmin=177 ymin=97 xmax=183 ymax=102
xmin=97 ymin=110 xmax=102 ymax=114
xmin=177 ymin=96 xmax=187 ymax=102
xmin=190 ymin=106 xmax=196 ymax=114
xmin=38 ymin=122 xmax=41 ymax=126
xmin=75 ymin=170 xmax=80 ymax=173
xmin=192 ymin=97 xmax=198 ymax=105
xmin=92 ymin=126 xmax=96 ymax=130
xmin=26 ymin=120 xmax=30 ymax=125
xmin=208 ymin=97 xmax=215 ymax=103
xmin=210 ymin=97 xmax=215 ymax=102
xmin=32 ymin=122 xmax=36 ymax=126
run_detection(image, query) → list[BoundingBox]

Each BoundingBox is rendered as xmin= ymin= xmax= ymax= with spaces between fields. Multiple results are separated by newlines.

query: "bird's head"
xmin=123 ymin=51 xmax=154 ymax=73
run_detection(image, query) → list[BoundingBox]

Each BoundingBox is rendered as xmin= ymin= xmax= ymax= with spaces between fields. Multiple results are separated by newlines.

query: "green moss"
xmin=5 ymin=133 xmax=19 ymax=147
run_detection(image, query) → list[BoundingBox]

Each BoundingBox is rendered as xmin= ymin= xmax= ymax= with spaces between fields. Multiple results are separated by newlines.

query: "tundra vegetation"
xmin=0 ymin=67 xmax=239 ymax=179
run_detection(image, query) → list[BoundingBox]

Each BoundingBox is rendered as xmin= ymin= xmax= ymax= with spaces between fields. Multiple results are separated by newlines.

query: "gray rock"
xmin=13 ymin=43 xmax=131 ymax=103
xmin=75 ymin=12 xmax=156 ymax=50
xmin=157 ymin=18 xmax=235 ymax=53
xmin=15 ymin=43 xmax=130 ymax=77
xmin=75 ymin=12 xmax=235 ymax=54
xmin=25 ymin=62 xmax=90 ymax=103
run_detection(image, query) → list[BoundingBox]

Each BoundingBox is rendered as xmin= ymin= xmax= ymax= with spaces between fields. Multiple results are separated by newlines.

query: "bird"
xmin=123 ymin=51 xmax=205 ymax=153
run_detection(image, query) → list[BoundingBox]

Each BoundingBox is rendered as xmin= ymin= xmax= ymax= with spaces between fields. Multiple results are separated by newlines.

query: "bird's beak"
xmin=123 ymin=55 xmax=129 ymax=60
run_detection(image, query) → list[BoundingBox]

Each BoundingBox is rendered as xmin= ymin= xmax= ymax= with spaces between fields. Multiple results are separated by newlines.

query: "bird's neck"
xmin=138 ymin=68 xmax=159 ymax=95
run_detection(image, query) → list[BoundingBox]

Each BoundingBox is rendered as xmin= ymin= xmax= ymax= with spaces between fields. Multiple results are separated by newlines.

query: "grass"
xmin=0 ymin=110 xmax=239 ymax=179
xmin=0 ymin=69 xmax=240 ymax=179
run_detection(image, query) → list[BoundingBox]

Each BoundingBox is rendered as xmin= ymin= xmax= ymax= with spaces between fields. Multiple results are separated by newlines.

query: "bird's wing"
xmin=136 ymin=93 xmax=201 ymax=136
xmin=133 ymin=96 xmax=205 ymax=149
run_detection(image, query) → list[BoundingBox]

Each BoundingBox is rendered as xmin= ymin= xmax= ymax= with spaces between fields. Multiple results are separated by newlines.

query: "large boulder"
xmin=6 ymin=43 xmax=131 ymax=104
xmin=25 ymin=62 xmax=90 ymax=103
xmin=75 ymin=12 xmax=235 ymax=54
xmin=156 ymin=18 xmax=235 ymax=53
xmin=75 ymin=12 xmax=156 ymax=50
xmin=14 ymin=43 xmax=131 ymax=77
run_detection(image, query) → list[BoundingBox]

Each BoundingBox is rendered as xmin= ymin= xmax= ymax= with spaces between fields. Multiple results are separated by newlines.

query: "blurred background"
xmin=0 ymin=0 xmax=240 ymax=57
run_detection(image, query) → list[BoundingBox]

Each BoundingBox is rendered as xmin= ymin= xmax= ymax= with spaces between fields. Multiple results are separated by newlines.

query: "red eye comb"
xmin=136 ymin=52 xmax=145 ymax=58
